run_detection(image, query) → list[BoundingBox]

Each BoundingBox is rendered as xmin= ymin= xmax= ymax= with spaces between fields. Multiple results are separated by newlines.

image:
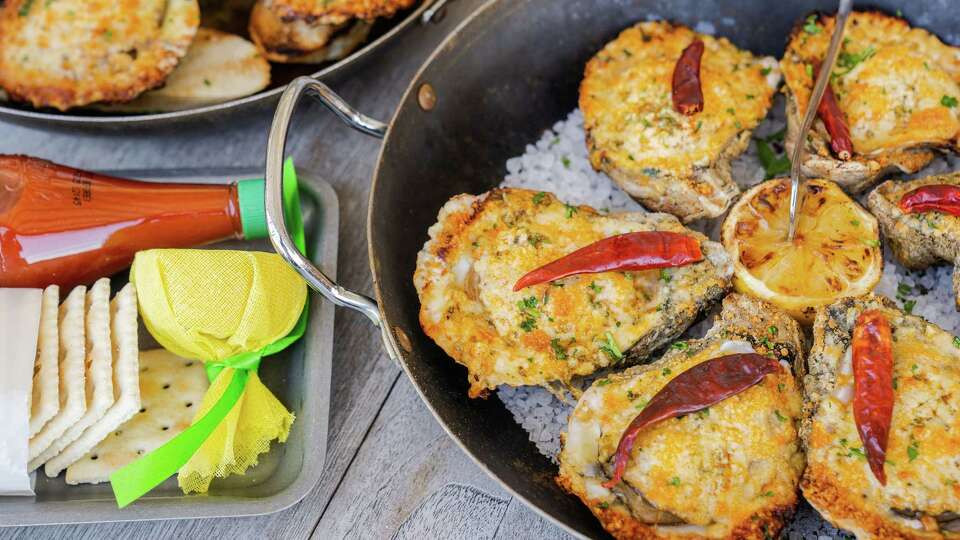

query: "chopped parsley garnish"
xmin=597 ymin=502 xmax=610 ymax=509
xmin=203 ymin=78 xmax=212 ymax=87
xmin=761 ymin=491 xmax=775 ymax=498
xmin=768 ymin=325 xmax=778 ymax=336
xmin=907 ymin=440 xmax=919 ymax=462
xmin=755 ymin=132 xmax=791 ymax=179
xmin=550 ymin=338 xmax=568 ymax=360
xmin=805 ymin=63 xmax=814 ymax=79
xmin=834 ymin=46 xmax=876 ymax=77
xmin=532 ymin=191 xmax=547 ymax=205
xmin=659 ymin=269 xmax=672 ymax=283
xmin=527 ymin=232 xmax=548 ymax=247
xmin=897 ymin=282 xmax=912 ymax=297
xmin=550 ymin=136 xmax=560 ymax=147
xmin=518 ymin=297 xmax=540 ymax=332
xmin=626 ymin=390 xmax=637 ymax=400
xmin=903 ymin=299 xmax=916 ymax=314
xmin=595 ymin=378 xmax=612 ymax=387
xmin=696 ymin=408 xmax=710 ymax=419
xmin=668 ymin=476 xmax=681 ymax=486
xmin=588 ymin=281 xmax=602 ymax=293
xmin=564 ymin=203 xmax=578 ymax=218
xmin=760 ymin=67 xmax=772 ymax=76
xmin=953 ymin=336 xmax=960 ymax=348
xmin=745 ymin=94 xmax=755 ymax=100
xmin=635 ymin=399 xmax=649 ymax=410
xmin=599 ymin=332 xmax=623 ymax=362
xmin=662 ymin=367 xmax=672 ymax=376
xmin=642 ymin=167 xmax=660 ymax=177
xmin=942 ymin=95 xmax=959 ymax=108
xmin=850 ymin=219 xmax=860 ymax=226
xmin=18 ymin=0 xmax=35 ymax=16
xmin=671 ymin=341 xmax=689 ymax=352
xmin=864 ymin=239 xmax=880 ymax=248
xmin=777 ymin=382 xmax=785 ymax=393
xmin=726 ymin=107 xmax=736 ymax=115
xmin=774 ymin=410 xmax=787 ymax=422
xmin=848 ymin=447 xmax=866 ymax=460
xmin=561 ymin=156 xmax=571 ymax=168
xmin=802 ymin=14 xmax=821 ymax=34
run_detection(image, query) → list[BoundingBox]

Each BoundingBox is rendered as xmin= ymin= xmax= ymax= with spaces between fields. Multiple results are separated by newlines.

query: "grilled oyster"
xmin=868 ymin=173 xmax=960 ymax=309
xmin=248 ymin=0 xmax=409 ymax=63
xmin=414 ymin=189 xmax=732 ymax=398
xmin=802 ymin=294 xmax=960 ymax=538
xmin=580 ymin=21 xmax=781 ymax=222
xmin=781 ymin=11 xmax=960 ymax=194
xmin=557 ymin=294 xmax=805 ymax=539
xmin=0 ymin=0 xmax=199 ymax=110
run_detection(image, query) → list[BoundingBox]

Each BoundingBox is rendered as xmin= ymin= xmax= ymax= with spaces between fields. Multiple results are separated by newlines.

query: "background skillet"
xmin=0 ymin=0 xmax=442 ymax=129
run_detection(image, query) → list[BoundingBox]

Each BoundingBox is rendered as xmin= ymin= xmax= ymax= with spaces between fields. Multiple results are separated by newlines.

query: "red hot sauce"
xmin=0 ymin=155 xmax=268 ymax=289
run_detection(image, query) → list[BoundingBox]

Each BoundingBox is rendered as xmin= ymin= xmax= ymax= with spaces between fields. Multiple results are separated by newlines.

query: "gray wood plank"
xmin=313 ymin=378 xmax=512 ymax=540
xmin=393 ymin=484 xmax=510 ymax=540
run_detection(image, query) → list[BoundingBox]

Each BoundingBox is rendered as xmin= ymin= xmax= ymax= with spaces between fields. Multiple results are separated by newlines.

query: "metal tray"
xmin=0 ymin=167 xmax=338 ymax=526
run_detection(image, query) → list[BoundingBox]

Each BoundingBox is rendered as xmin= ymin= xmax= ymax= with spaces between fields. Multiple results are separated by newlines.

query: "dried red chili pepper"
xmin=602 ymin=353 xmax=781 ymax=489
xmin=898 ymin=184 xmax=960 ymax=216
xmin=512 ymin=231 xmax=702 ymax=291
xmin=852 ymin=309 xmax=894 ymax=486
xmin=813 ymin=62 xmax=854 ymax=160
xmin=672 ymin=40 xmax=705 ymax=115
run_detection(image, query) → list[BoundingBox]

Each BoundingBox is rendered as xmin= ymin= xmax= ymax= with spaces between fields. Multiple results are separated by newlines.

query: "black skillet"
xmin=262 ymin=0 xmax=958 ymax=537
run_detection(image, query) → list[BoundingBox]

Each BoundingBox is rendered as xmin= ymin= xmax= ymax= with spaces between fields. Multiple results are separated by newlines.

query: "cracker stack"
xmin=23 ymin=278 xmax=210 ymax=485
xmin=26 ymin=280 xmax=141 ymax=477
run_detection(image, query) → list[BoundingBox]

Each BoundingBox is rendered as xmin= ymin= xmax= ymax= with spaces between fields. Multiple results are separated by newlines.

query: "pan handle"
xmin=265 ymin=76 xmax=402 ymax=364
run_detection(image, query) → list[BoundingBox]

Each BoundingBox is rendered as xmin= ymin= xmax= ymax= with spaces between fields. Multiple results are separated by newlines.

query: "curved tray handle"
xmin=265 ymin=76 xmax=402 ymax=364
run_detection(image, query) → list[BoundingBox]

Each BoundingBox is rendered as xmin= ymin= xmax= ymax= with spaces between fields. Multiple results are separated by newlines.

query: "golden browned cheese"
xmin=413 ymin=189 xmax=732 ymax=398
xmin=558 ymin=294 xmax=805 ymax=539
xmin=581 ymin=21 xmax=780 ymax=222
xmin=0 ymin=0 xmax=199 ymax=110
xmin=781 ymin=11 xmax=960 ymax=193
xmin=803 ymin=295 xmax=960 ymax=539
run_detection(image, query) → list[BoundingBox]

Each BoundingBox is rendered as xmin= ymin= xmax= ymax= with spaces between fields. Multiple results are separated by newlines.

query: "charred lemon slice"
xmin=721 ymin=179 xmax=881 ymax=324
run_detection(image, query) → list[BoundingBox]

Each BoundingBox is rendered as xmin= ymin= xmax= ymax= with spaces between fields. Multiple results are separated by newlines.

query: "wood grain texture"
xmin=0 ymin=1 xmax=581 ymax=539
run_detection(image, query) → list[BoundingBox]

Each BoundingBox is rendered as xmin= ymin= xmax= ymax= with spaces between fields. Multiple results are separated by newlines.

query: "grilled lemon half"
xmin=721 ymin=179 xmax=882 ymax=324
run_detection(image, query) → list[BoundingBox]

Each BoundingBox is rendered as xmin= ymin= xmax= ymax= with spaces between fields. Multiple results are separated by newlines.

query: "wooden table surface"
xmin=0 ymin=1 xmax=574 ymax=539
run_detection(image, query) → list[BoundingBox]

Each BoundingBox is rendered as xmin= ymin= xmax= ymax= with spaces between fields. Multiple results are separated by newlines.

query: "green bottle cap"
xmin=236 ymin=178 xmax=268 ymax=240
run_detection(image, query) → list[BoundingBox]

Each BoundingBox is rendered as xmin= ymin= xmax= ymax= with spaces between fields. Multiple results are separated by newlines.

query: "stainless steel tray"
xmin=0 ymin=167 xmax=338 ymax=526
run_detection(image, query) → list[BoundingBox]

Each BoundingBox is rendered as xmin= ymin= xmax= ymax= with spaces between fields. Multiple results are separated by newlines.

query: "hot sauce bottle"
xmin=0 ymin=155 xmax=270 ymax=289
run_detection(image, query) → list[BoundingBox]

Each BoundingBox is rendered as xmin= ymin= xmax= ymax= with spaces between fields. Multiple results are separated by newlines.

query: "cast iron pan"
xmin=263 ymin=0 xmax=960 ymax=537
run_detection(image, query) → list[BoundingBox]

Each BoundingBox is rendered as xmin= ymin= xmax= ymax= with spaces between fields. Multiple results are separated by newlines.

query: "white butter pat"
xmin=0 ymin=288 xmax=42 ymax=496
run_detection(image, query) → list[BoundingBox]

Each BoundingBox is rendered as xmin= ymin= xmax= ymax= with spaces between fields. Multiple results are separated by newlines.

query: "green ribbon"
xmin=111 ymin=159 xmax=309 ymax=508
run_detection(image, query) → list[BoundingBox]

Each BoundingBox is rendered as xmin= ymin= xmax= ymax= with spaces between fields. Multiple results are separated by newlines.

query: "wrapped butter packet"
xmin=0 ymin=288 xmax=42 ymax=496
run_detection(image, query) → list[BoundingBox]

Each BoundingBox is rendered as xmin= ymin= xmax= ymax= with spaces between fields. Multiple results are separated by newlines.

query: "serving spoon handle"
xmin=787 ymin=0 xmax=854 ymax=241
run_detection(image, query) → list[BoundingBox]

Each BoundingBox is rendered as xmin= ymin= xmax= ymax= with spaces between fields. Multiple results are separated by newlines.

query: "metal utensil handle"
xmin=787 ymin=0 xmax=853 ymax=240
xmin=265 ymin=76 xmax=402 ymax=364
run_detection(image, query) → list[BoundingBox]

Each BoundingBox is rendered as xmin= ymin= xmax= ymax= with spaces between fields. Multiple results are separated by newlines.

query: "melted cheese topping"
xmin=560 ymin=339 xmax=803 ymax=538
xmin=781 ymin=12 xmax=960 ymax=157
xmin=806 ymin=302 xmax=960 ymax=537
xmin=414 ymin=189 xmax=732 ymax=397
xmin=581 ymin=21 xmax=780 ymax=178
